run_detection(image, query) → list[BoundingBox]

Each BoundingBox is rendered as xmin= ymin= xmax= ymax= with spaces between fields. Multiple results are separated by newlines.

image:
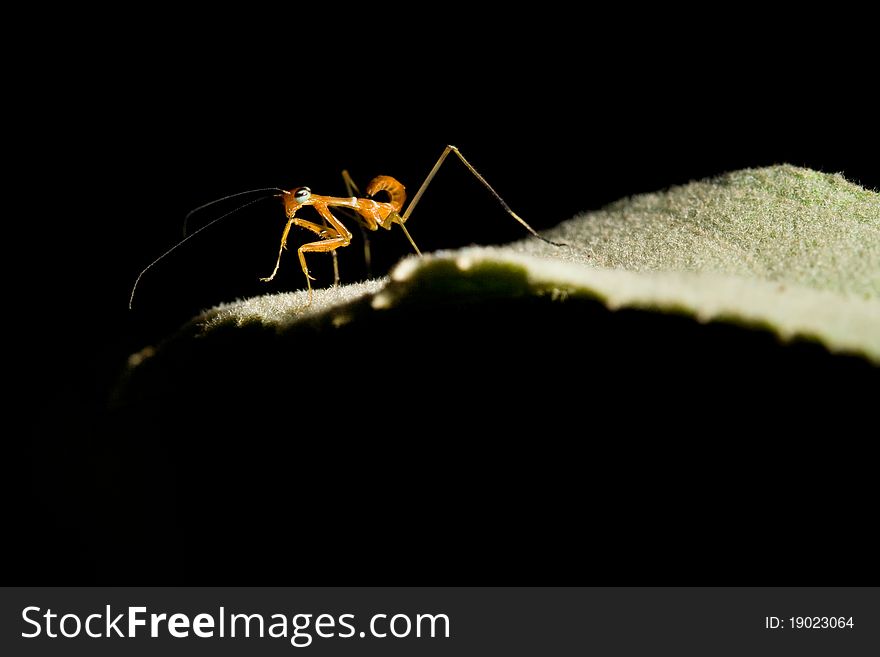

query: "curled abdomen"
xmin=366 ymin=175 xmax=406 ymax=212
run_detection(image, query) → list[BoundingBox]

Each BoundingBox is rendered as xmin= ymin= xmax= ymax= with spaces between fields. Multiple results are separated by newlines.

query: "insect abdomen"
xmin=366 ymin=175 xmax=406 ymax=212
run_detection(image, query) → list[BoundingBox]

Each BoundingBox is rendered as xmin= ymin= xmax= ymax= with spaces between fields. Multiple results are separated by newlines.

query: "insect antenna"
xmin=129 ymin=192 xmax=285 ymax=309
xmin=183 ymin=187 xmax=288 ymax=237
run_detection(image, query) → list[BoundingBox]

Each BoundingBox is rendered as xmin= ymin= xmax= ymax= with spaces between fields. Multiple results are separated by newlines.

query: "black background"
xmin=13 ymin=12 xmax=878 ymax=583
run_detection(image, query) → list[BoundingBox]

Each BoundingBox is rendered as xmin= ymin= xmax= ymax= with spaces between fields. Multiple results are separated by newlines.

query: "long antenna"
xmin=183 ymin=187 xmax=287 ymax=237
xmin=129 ymin=193 xmax=283 ymax=309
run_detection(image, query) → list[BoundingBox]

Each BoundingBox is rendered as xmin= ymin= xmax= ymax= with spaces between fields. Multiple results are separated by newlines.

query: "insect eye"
xmin=293 ymin=187 xmax=311 ymax=202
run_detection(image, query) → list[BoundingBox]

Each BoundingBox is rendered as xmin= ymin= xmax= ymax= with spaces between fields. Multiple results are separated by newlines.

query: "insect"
xmin=129 ymin=145 xmax=562 ymax=308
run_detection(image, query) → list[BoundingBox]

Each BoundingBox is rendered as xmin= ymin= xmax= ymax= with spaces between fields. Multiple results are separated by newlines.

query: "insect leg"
xmin=297 ymin=235 xmax=349 ymax=301
xmin=316 ymin=212 xmax=341 ymax=285
xmin=381 ymin=211 xmax=421 ymax=255
xmin=342 ymin=169 xmax=373 ymax=277
xmin=401 ymin=145 xmax=564 ymax=246
xmin=296 ymin=207 xmax=352 ymax=300
xmin=342 ymin=169 xmax=361 ymax=196
xmin=260 ymin=217 xmax=338 ymax=284
xmin=331 ymin=247 xmax=340 ymax=286
xmin=259 ymin=217 xmax=296 ymax=283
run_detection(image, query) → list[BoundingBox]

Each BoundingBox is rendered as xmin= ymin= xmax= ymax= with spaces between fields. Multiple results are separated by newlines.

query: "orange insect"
xmin=259 ymin=173 xmax=415 ymax=292
xmin=130 ymin=145 xmax=560 ymax=308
